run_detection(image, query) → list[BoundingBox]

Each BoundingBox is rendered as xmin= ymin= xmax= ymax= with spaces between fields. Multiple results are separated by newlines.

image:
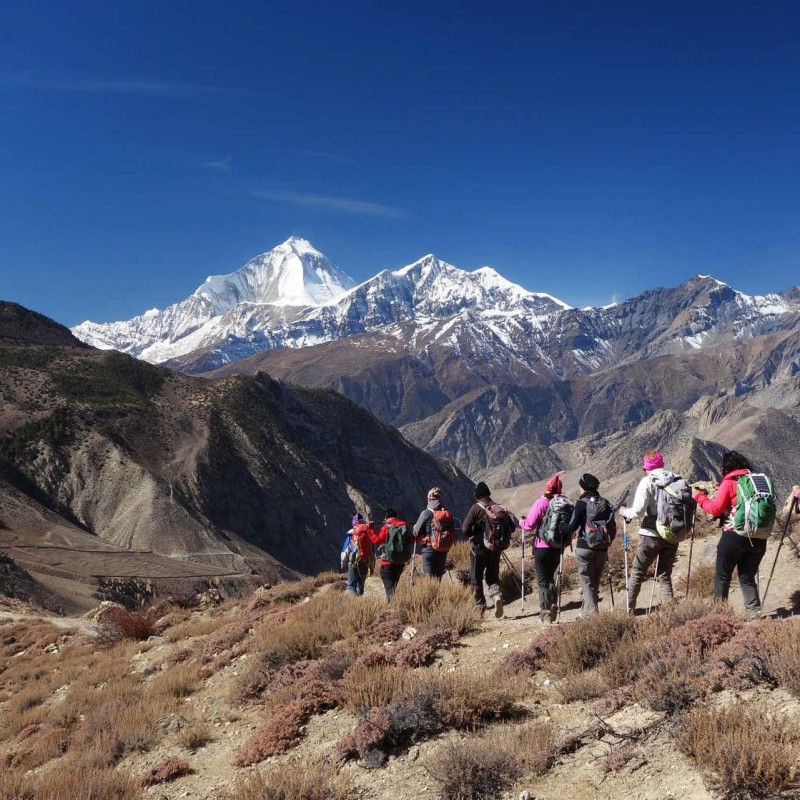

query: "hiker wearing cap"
xmin=367 ymin=508 xmax=415 ymax=602
xmin=412 ymin=487 xmax=454 ymax=579
xmin=559 ymin=473 xmax=616 ymax=616
xmin=520 ymin=472 xmax=570 ymax=623
xmin=462 ymin=482 xmax=506 ymax=617
xmin=620 ymin=450 xmax=680 ymax=613
xmin=693 ymin=451 xmax=771 ymax=617
xmin=340 ymin=513 xmax=374 ymax=597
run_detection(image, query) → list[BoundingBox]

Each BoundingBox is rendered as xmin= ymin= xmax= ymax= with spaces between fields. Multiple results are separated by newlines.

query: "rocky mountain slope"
xmin=0 ymin=302 xmax=473 ymax=608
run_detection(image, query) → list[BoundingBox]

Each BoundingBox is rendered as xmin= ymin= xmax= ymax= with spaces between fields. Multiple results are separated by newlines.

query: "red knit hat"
xmin=545 ymin=473 xmax=563 ymax=495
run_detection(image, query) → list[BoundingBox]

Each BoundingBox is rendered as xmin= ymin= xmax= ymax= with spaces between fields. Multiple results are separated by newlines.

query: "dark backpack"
xmin=538 ymin=495 xmax=574 ymax=548
xmin=653 ymin=473 xmax=696 ymax=543
xmin=583 ymin=496 xmax=616 ymax=550
xmin=384 ymin=520 xmax=414 ymax=564
xmin=480 ymin=503 xmax=514 ymax=551
xmin=732 ymin=473 xmax=776 ymax=540
xmin=430 ymin=508 xmax=456 ymax=552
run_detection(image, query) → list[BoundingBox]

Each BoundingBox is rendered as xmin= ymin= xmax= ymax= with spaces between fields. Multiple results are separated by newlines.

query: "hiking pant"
xmin=470 ymin=544 xmax=501 ymax=608
xmin=379 ymin=562 xmax=405 ymax=602
xmin=627 ymin=535 xmax=679 ymax=612
xmin=715 ymin=531 xmax=767 ymax=614
xmin=574 ymin=547 xmax=607 ymax=616
xmin=347 ymin=560 xmax=369 ymax=596
xmin=534 ymin=546 xmax=561 ymax=621
xmin=421 ymin=547 xmax=447 ymax=579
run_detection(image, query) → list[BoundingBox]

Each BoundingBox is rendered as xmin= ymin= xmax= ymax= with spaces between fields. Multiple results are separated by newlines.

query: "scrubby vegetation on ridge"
xmin=2 ymin=564 xmax=800 ymax=800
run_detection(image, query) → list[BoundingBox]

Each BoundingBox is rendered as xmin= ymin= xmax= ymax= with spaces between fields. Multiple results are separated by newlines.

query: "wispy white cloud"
xmin=250 ymin=189 xmax=405 ymax=218
xmin=202 ymin=155 xmax=233 ymax=171
xmin=1 ymin=74 xmax=236 ymax=98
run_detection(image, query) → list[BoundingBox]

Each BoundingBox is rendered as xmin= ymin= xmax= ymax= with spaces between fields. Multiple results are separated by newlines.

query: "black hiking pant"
xmin=715 ymin=531 xmax=767 ymax=615
xmin=379 ymin=562 xmax=405 ymax=601
xmin=534 ymin=546 xmax=561 ymax=621
xmin=421 ymin=546 xmax=447 ymax=579
xmin=469 ymin=544 xmax=501 ymax=608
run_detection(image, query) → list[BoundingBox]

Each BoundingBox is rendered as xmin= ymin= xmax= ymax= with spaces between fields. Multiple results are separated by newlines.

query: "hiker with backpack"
xmin=412 ymin=486 xmax=456 ymax=580
xmin=340 ymin=513 xmax=375 ymax=597
xmin=520 ymin=472 xmax=573 ymax=623
xmin=693 ymin=451 xmax=776 ymax=617
xmin=367 ymin=508 xmax=415 ymax=602
xmin=559 ymin=473 xmax=616 ymax=616
xmin=462 ymin=482 xmax=515 ymax=618
xmin=620 ymin=450 xmax=692 ymax=614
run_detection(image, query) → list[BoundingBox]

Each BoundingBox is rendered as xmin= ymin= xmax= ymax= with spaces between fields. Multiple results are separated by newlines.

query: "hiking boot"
xmin=548 ymin=606 xmax=558 ymax=623
xmin=494 ymin=597 xmax=504 ymax=618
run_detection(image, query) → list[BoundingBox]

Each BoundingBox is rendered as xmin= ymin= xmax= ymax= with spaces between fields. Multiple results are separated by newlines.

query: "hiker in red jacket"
xmin=693 ymin=450 xmax=767 ymax=617
xmin=367 ymin=508 xmax=416 ymax=601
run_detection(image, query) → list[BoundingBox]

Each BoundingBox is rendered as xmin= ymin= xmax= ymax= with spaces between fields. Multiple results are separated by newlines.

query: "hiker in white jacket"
xmin=619 ymin=450 xmax=680 ymax=613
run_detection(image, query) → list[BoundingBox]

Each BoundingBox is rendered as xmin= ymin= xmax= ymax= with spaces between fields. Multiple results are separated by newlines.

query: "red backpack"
xmin=351 ymin=523 xmax=373 ymax=562
xmin=430 ymin=509 xmax=456 ymax=552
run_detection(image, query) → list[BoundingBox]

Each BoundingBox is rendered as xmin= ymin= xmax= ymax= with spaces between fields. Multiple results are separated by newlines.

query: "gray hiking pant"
xmin=627 ymin=535 xmax=678 ymax=612
xmin=574 ymin=547 xmax=608 ymax=616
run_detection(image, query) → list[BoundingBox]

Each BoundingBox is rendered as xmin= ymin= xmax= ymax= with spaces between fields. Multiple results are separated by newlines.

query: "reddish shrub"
xmin=668 ymin=613 xmax=742 ymax=657
xmin=95 ymin=605 xmax=157 ymax=646
xmin=497 ymin=626 xmax=565 ymax=676
xmin=392 ymin=628 xmax=458 ymax=668
xmin=140 ymin=756 xmax=192 ymax=785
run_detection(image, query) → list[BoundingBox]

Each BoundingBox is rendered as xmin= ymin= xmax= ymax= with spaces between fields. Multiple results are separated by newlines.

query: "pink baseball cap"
xmin=642 ymin=450 xmax=664 ymax=470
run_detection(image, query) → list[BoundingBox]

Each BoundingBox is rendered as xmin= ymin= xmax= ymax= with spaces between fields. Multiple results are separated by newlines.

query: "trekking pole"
xmin=521 ymin=532 xmax=526 ymax=611
xmin=761 ymin=494 xmax=799 ymax=612
xmin=409 ymin=538 xmax=419 ymax=587
xmin=607 ymin=567 xmax=615 ymax=609
xmin=623 ymin=518 xmax=630 ymax=614
xmin=556 ymin=547 xmax=564 ymax=623
xmin=647 ymin=554 xmax=660 ymax=614
xmin=685 ymin=508 xmax=697 ymax=600
xmin=500 ymin=551 xmax=523 ymax=593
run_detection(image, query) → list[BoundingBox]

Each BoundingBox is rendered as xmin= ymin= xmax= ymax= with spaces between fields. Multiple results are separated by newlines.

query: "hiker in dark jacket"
xmin=412 ymin=486 xmax=447 ymax=579
xmin=462 ymin=482 xmax=505 ymax=618
xmin=694 ymin=451 xmax=768 ymax=617
xmin=559 ymin=473 xmax=616 ymax=616
xmin=367 ymin=508 xmax=415 ymax=602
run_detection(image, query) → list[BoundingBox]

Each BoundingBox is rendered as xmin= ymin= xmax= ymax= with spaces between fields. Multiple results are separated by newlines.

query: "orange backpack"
xmin=430 ymin=509 xmax=456 ymax=552
xmin=351 ymin=523 xmax=373 ymax=562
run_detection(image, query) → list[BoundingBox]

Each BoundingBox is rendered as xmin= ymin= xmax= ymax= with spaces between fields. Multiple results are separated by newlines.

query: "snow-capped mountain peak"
xmin=194 ymin=237 xmax=355 ymax=312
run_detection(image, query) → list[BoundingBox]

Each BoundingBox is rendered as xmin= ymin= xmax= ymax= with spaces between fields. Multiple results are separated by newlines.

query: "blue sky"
xmin=2 ymin=1 xmax=799 ymax=326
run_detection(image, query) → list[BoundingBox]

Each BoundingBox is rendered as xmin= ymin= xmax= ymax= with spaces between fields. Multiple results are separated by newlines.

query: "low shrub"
xmin=27 ymin=761 xmax=140 ymax=800
xmin=95 ymin=605 xmax=157 ymax=647
xmin=226 ymin=757 xmax=350 ymax=800
xmin=233 ymin=680 xmax=340 ymax=765
xmin=497 ymin=625 xmax=565 ymax=676
xmin=392 ymin=627 xmax=458 ymax=668
xmin=425 ymin=721 xmax=557 ymax=800
xmin=341 ymin=662 xmax=415 ymax=714
xmin=177 ymin=721 xmax=213 ymax=751
xmin=140 ymin=756 xmax=191 ymax=785
xmin=758 ymin=617 xmax=800 ymax=697
xmin=598 ymin=743 xmax=641 ymax=775
xmin=545 ymin=612 xmax=635 ymax=675
xmin=677 ymin=704 xmax=800 ymax=799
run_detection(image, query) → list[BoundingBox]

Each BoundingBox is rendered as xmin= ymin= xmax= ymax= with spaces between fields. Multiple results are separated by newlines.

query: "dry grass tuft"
xmin=677 ymin=704 xmax=800 ymax=799
xmin=598 ymin=743 xmax=642 ymax=775
xmin=557 ymin=671 xmax=608 ymax=702
xmin=425 ymin=720 xmax=557 ymax=800
xmin=759 ymin=617 xmax=800 ymax=697
xmin=544 ymin=612 xmax=635 ymax=675
xmin=226 ymin=757 xmax=350 ymax=800
xmin=677 ymin=562 xmax=716 ymax=598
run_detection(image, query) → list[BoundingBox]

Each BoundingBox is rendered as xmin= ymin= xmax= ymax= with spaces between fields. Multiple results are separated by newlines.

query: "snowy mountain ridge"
xmin=71 ymin=238 xmax=799 ymax=375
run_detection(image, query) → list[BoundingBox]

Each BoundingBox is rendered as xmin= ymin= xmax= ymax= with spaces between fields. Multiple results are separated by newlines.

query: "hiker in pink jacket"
xmin=521 ymin=472 xmax=569 ymax=623
xmin=694 ymin=450 xmax=767 ymax=616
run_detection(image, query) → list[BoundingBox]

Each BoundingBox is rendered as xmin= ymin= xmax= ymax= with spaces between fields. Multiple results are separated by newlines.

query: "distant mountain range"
xmin=71 ymin=239 xmax=800 ymax=491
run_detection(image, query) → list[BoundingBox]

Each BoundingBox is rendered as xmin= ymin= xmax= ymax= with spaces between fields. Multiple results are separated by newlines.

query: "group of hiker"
xmin=341 ymin=447 xmax=796 ymax=621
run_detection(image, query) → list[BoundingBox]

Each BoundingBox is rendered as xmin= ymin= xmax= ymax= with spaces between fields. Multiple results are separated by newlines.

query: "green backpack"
xmin=384 ymin=520 xmax=413 ymax=564
xmin=732 ymin=473 xmax=776 ymax=540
